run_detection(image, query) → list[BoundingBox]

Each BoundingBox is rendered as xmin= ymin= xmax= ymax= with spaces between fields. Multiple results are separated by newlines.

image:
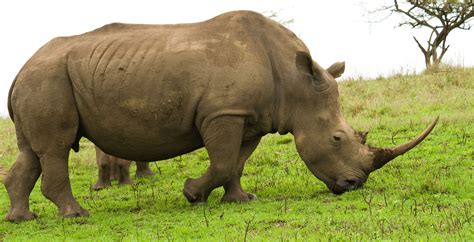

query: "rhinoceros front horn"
xmin=370 ymin=117 xmax=439 ymax=170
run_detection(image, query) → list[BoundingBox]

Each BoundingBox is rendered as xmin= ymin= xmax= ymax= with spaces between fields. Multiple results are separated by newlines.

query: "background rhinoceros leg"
xmin=109 ymin=158 xmax=119 ymax=181
xmin=135 ymin=162 xmax=155 ymax=177
xmin=117 ymin=158 xmax=132 ymax=185
xmin=4 ymin=130 xmax=41 ymax=222
xmin=183 ymin=116 xmax=244 ymax=204
xmin=221 ymin=138 xmax=260 ymax=203
xmin=93 ymin=147 xmax=113 ymax=190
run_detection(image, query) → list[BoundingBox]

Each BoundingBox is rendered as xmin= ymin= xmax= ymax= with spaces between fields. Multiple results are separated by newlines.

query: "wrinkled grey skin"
xmin=93 ymin=146 xmax=154 ymax=190
xmin=4 ymin=10 xmax=437 ymax=222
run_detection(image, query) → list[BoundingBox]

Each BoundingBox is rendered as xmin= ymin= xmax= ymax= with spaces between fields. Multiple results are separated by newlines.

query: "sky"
xmin=0 ymin=0 xmax=473 ymax=117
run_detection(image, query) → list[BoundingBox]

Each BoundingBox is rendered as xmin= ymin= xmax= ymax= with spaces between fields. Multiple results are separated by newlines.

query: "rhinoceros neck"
xmin=267 ymin=53 xmax=283 ymax=134
xmin=262 ymin=33 xmax=307 ymax=135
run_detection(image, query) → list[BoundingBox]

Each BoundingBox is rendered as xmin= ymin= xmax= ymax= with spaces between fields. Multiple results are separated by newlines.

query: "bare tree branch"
xmin=413 ymin=36 xmax=427 ymax=54
xmin=439 ymin=44 xmax=450 ymax=61
xmin=394 ymin=1 xmax=437 ymax=30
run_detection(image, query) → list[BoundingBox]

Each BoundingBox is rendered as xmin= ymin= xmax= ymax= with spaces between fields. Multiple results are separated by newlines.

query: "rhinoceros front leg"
xmin=183 ymin=116 xmax=244 ymax=204
xmin=116 ymin=158 xmax=132 ymax=185
xmin=221 ymin=138 xmax=260 ymax=203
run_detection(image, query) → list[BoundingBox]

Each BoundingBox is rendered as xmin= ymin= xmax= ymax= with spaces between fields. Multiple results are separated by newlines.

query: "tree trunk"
xmin=424 ymin=52 xmax=431 ymax=69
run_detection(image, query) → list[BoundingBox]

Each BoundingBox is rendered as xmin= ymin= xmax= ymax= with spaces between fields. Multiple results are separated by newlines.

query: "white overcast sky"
xmin=0 ymin=0 xmax=473 ymax=117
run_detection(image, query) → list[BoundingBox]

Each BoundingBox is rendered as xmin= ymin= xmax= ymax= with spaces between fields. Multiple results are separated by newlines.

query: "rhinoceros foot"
xmin=135 ymin=169 xmax=155 ymax=178
xmin=118 ymin=177 xmax=133 ymax=186
xmin=92 ymin=181 xmax=112 ymax=190
xmin=135 ymin=162 xmax=155 ymax=178
xmin=222 ymin=190 xmax=257 ymax=203
xmin=183 ymin=178 xmax=212 ymax=204
xmin=60 ymin=204 xmax=89 ymax=218
xmin=5 ymin=210 xmax=37 ymax=222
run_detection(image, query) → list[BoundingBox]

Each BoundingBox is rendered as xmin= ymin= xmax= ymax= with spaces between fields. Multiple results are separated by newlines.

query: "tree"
xmin=380 ymin=0 xmax=474 ymax=69
xmin=264 ymin=10 xmax=294 ymax=27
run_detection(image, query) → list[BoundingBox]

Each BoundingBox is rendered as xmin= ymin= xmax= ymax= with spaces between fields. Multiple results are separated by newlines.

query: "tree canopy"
xmin=380 ymin=0 xmax=474 ymax=68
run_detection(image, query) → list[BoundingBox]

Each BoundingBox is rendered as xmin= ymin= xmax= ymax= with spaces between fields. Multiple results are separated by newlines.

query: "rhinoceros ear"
xmin=327 ymin=62 xmax=345 ymax=79
xmin=295 ymin=51 xmax=314 ymax=76
xmin=355 ymin=130 xmax=368 ymax=144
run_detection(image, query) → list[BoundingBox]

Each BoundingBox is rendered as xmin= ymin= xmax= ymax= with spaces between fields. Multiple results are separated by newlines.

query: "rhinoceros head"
xmin=290 ymin=52 xmax=438 ymax=194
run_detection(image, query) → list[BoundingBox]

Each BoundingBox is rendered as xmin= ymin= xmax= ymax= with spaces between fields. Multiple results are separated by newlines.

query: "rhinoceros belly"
xmin=67 ymin=37 xmax=210 ymax=160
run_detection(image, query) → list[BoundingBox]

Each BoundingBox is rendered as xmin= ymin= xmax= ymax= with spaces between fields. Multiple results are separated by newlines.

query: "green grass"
xmin=0 ymin=68 xmax=473 ymax=240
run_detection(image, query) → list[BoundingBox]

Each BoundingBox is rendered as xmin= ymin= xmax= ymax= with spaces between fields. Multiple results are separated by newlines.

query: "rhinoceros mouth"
xmin=329 ymin=183 xmax=345 ymax=195
xmin=329 ymin=182 xmax=354 ymax=195
xmin=328 ymin=179 xmax=365 ymax=195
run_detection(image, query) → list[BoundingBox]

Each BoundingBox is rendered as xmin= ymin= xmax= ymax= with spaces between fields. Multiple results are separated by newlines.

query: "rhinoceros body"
xmin=5 ymin=11 xmax=437 ymax=222
xmin=16 ymin=13 xmax=279 ymax=160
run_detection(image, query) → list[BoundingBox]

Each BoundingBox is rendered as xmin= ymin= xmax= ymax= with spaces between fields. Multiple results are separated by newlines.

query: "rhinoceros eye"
xmin=330 ymin=131 xmax=346 ymax=145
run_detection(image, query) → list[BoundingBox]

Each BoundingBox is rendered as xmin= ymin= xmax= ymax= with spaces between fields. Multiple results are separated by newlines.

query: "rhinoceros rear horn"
xmin=370 ymin=117 xmax=439 ymax=170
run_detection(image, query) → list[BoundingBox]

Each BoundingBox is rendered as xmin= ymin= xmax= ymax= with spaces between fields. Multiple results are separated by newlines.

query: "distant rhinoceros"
xmin=4 ymin=10 xmax=437 ymax=222
xmin=93 ymin=146 xmax=154 ymax=190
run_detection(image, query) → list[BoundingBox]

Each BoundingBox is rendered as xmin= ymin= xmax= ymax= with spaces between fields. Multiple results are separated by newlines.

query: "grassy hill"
xmin=0 ymin=68 xmax=472 ymax=240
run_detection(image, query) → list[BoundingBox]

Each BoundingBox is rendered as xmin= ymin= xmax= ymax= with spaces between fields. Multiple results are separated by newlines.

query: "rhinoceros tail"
xmin=7 ymin=75 xmax=18 ymax=122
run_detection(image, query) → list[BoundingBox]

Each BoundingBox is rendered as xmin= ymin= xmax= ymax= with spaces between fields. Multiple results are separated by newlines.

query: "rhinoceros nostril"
xmin=344 ymin=179 xmax=358 ymax=190
xmin=345 ymin=179 xmax=357 ymax=186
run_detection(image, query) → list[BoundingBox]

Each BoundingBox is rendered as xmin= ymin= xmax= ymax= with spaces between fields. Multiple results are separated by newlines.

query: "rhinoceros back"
xmin=11 ymin=11 xmax=280 ymax=160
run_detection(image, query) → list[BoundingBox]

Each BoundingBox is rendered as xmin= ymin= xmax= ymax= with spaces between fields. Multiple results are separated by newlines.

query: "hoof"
xmin=5 ymin=210 xmax=37 ymax=222
xmin=222 ymin=191 xmax=257 ymax=203
xmin=119 ymin=178 xmax=133 ymax=186
xmin=183 ymin=178 xmax=210 ymax=204
xmin=93 ymin=181 xmax=111 ymax=190
xmin=61 ymin=206 xmax=90 ymax=218
xmin=183 ymin=186 xmax=197 ymax=203
xmin=136 ymin=170 xmax=155 ymax=178
xmin=247 ymin=193 xmax=257 ymax=201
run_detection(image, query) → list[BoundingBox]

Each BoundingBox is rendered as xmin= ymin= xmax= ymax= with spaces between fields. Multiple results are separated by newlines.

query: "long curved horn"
xmin=371 ymin=116 xmax=439 ymax=170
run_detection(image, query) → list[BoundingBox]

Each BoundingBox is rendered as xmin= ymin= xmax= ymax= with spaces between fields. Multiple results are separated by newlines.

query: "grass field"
xmin=0 ymin=68 xmax=473 ymax=240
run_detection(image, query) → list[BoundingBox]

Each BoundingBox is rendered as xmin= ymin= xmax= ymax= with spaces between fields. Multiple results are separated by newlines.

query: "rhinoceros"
xmin=4 ymin=10 xmax=437 ymax=222
xmin=93 ymin=146 xmax=154 ymax=190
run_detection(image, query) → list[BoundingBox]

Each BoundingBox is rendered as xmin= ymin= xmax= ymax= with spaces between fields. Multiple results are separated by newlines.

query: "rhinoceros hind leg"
xmin=4 ymin=143 xmax=41 ymax=222
xmin=135 ymin=162 xmax=155 ymax=177
xmin=39 ymin=151 xmax=89 ymax=218
xmin=221 ymin=138 xmax=260 ymax=203
xmin=183 ymin=116 xmax=244 ymax=204
xmin=28 ymin=98 xmax=88 ymax=217
xmin=10 ymin=65 xmax=88 ymax=218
